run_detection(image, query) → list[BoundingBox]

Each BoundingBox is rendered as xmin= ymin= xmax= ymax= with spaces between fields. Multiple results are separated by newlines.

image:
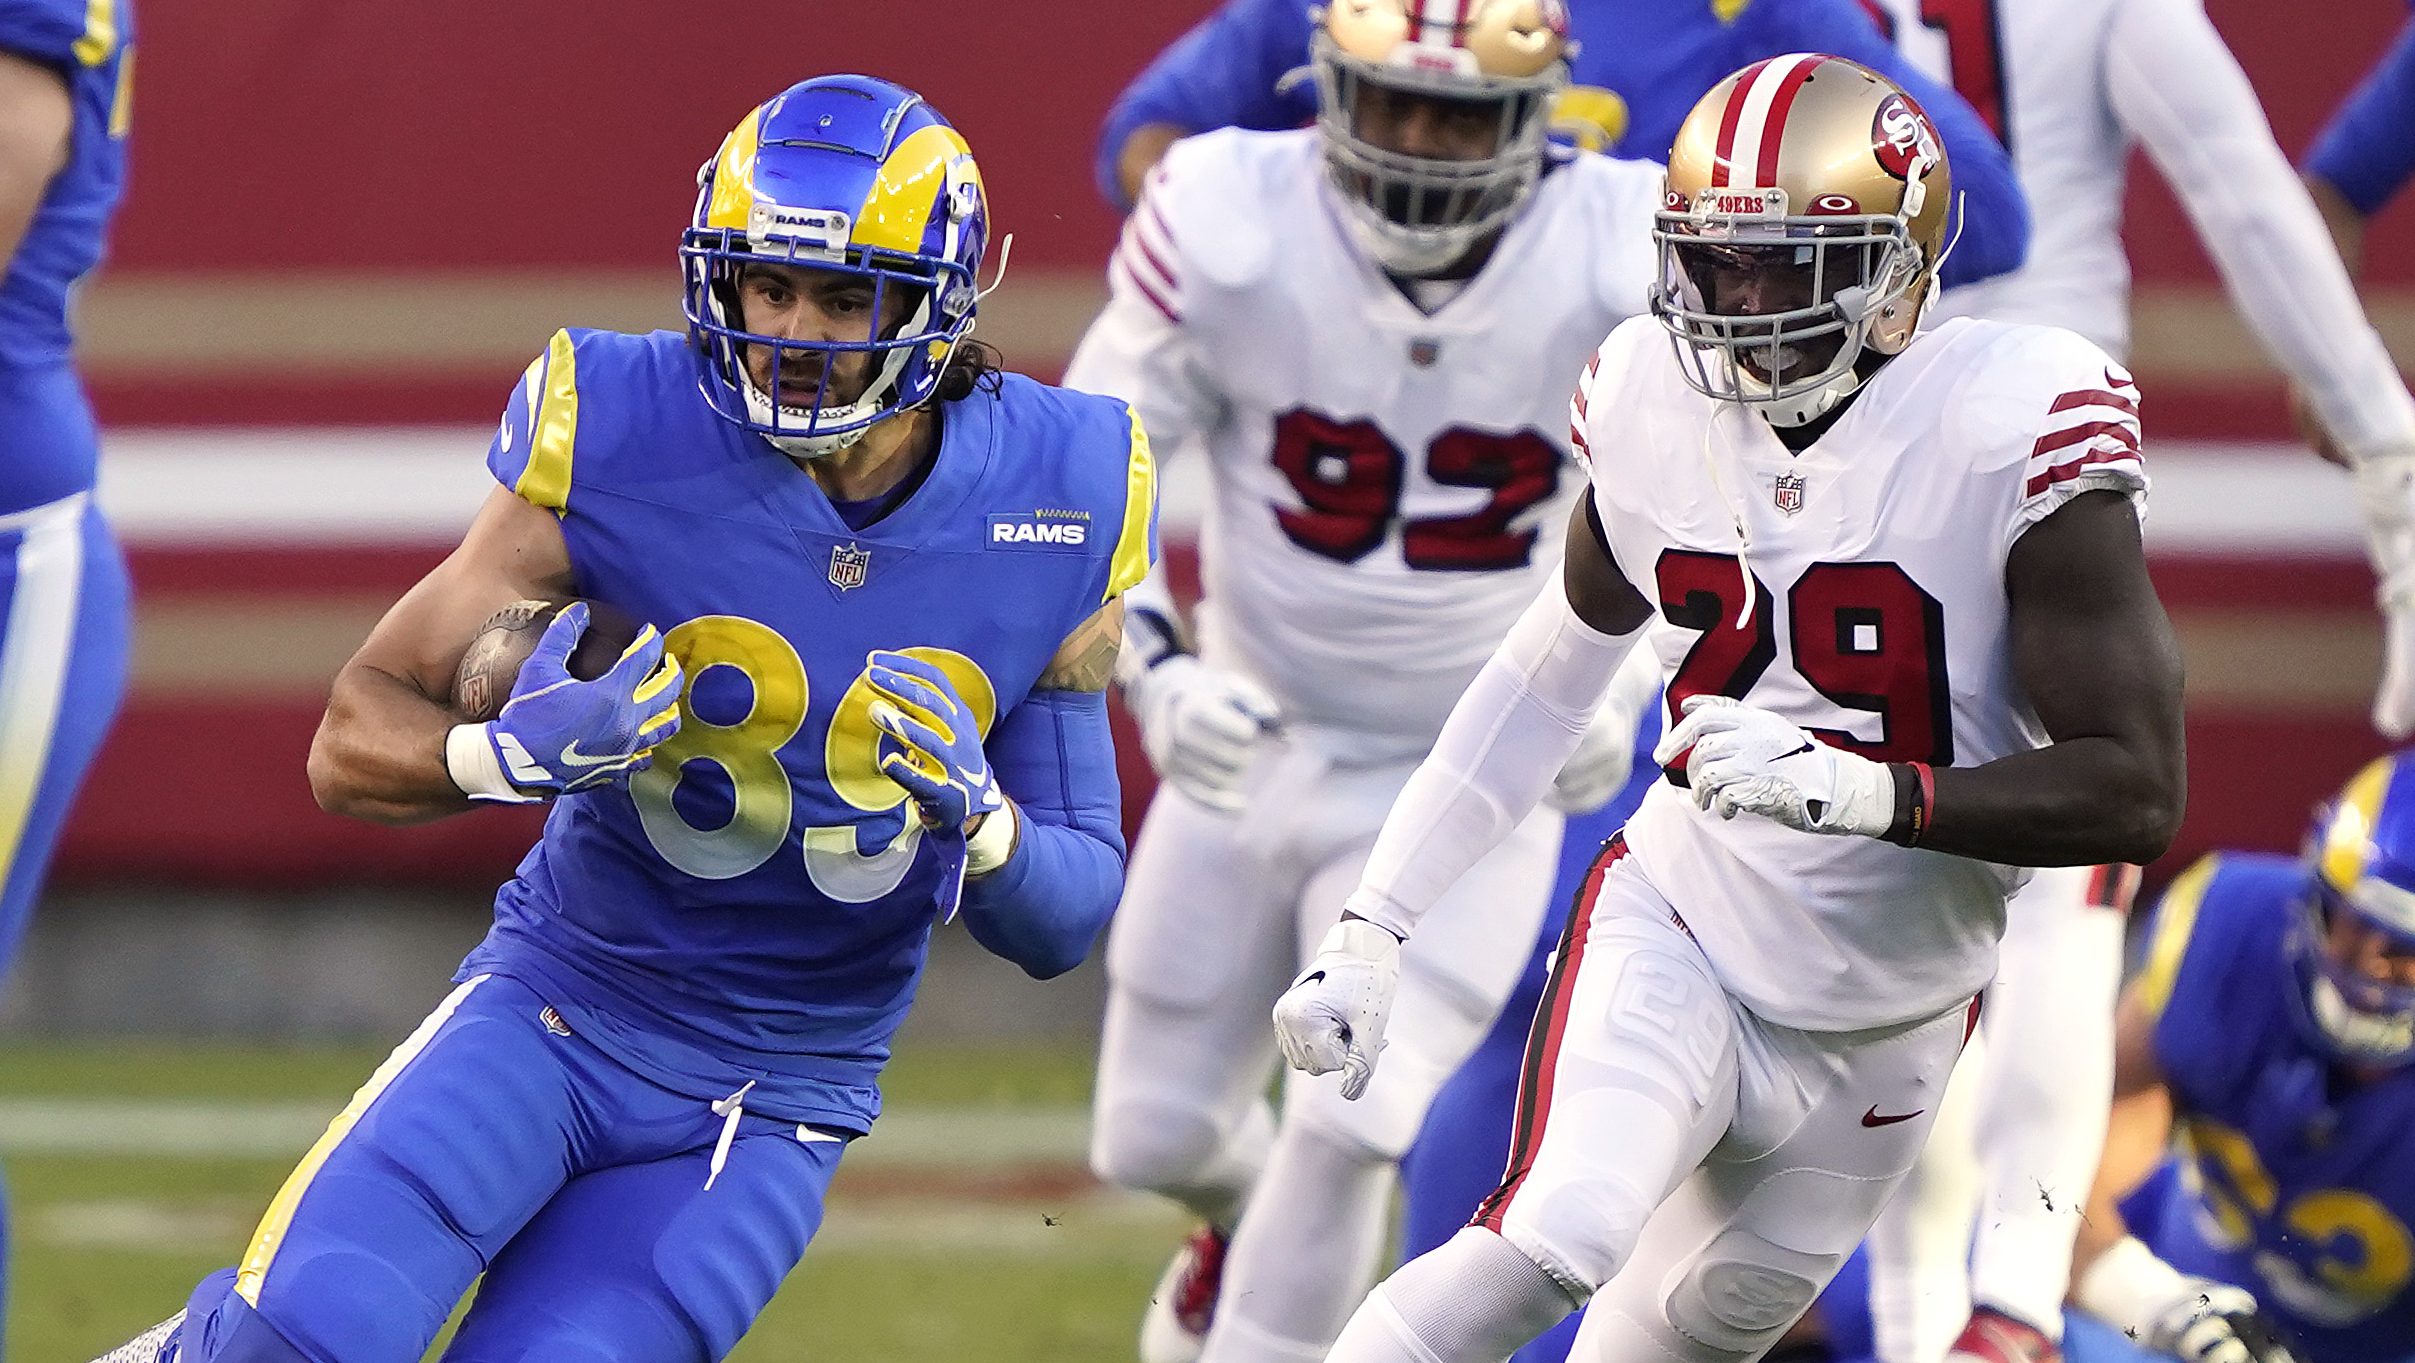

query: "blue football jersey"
xmin=0 ymin=0 xmax=130 ymax=515
xmin=459 ymin=329 xmax=1157 ymax=1133
xmin=2134 ymin=853 xmax=2415 ymax=1363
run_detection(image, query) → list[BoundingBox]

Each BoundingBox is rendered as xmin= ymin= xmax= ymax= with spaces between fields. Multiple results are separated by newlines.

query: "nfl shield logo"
xmin=829 ymin=542 xmax=871 ymax=590
xmin=1408 ymin=338 xmax=1440 ymax=367
xmin=1774 ymin=473 xmax=1806 ymax=516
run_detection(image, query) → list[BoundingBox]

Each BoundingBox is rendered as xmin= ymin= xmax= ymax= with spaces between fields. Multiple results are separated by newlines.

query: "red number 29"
xmin=1656 ymin=549 xmax=1954 ymax=776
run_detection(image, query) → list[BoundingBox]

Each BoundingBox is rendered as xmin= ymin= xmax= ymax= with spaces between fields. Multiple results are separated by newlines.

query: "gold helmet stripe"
xmin=1714 ymin=52 xmax=1823 ymax=190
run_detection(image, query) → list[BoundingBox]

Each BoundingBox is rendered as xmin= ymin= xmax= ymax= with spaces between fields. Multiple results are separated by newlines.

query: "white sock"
xmin=1203 ymin=1120 xmax=1394 ymax=1362
xmin=1970 ymin=898 xmax=2125 ymax=1339
xmin=1327 ymin=1229 xmax=1579 ymax=1363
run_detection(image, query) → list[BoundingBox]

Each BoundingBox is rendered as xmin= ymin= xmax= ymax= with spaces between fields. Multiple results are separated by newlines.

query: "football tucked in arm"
xmin=450 ymin=598 xmax=645 ymax=722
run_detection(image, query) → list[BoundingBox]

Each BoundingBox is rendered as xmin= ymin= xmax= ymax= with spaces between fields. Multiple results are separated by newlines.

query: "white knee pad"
xmin=1089 ymin=1094 xmax=1228 ymax=1194
xmin=1662 ymin=1230 xmax=1834 ymax=1357
xmin=1497 ymin=1168 xmax=1656 ymax=1298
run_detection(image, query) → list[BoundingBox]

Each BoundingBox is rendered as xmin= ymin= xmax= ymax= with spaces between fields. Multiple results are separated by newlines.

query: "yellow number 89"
xmin=629 ymin=615 xmax=997 ymax=897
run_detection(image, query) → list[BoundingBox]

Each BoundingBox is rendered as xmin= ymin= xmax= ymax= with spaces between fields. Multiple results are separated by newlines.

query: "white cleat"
xmin=87 ymin=1310 xmax=185 ymax=1363
xmin=1141 ymin=1224 xmax=1229 ymax=1363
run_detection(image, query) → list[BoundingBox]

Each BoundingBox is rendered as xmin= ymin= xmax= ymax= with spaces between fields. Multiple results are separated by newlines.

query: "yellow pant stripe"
xmin=235 ymin=974 xmax=491 ymax=1306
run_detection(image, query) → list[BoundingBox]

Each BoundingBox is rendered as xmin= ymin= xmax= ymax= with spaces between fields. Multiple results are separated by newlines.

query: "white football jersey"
xmin=1578 ymin=314 xmax=2146 ymax=1030
xmin=1063 ymin=128 xmax=1664 ymax=764
xmin=1870 ymin=0 xmax=2132 ymax=351
xmin=1871 ymin=0 xmax=2415 ymax=469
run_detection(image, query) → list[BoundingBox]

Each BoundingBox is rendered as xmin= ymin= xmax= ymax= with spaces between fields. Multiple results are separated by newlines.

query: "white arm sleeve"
xmin=1345 ymin=577 xmax=1649 ymax=939
xmin=2108 ymin=0 xmax=2415 ymax=461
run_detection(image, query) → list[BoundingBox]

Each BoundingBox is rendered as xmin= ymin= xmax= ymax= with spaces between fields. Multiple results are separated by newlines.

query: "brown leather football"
xmin=450 ymin=598 xmax=645 ymax=722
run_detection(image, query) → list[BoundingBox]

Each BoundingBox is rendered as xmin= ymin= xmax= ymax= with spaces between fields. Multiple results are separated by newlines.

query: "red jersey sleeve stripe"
xmin=1120 ymin=220 xmax=1181 ymax=298
xmin=2030 ymin=419 xmax=2141 ymax=460
xmin=2047 ymin=389 xmax=2140 ymax=418
xmin=2024 ymin=446 xmax=2142 ymax=499
xmin=1112 ymin=253 xmax=1181 ymax=326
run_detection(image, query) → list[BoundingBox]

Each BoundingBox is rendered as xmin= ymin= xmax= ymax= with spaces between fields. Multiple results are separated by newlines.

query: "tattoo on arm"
xmin=1039 ymin=600 xmax=1124 ymax=692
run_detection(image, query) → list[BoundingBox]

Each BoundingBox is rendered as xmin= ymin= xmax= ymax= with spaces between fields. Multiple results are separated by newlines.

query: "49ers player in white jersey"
xmin=1062 ymin=3 xmax=1666 ymax=1362
xmin=1273 ymin=56 xmax=2186 ymax=1363
xmin=1848 ymin=4 xmax=2415 ymax=1360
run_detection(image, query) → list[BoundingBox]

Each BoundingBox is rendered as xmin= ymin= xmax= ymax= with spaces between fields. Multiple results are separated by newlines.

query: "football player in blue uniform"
xmin=1093 ymin=0 xmax=2028 ymax=288
xmin=2064 ymin=753 xmax=2415 ymax=1363
xmin=0 ymin=0 xmax=133 ymax=1322
xmin=92 ymin=74 xmax=1155 ymax=1363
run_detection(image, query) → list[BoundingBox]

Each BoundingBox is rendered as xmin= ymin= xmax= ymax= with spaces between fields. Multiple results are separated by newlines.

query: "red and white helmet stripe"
xmin=1710 ymin=52 xmax=1824 ymax=189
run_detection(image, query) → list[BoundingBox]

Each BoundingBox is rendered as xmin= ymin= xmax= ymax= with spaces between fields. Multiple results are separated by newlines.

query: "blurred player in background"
xmin=2304 ymin=7 xmax=2414 ymax=281
xmin=91 ymin=74 xmax=1152 ymax=1363
xmin=1833 ymin=3 xmax=2415 ymax=1360
xmin=2066 ymin=752 xmax=2415 ymax=1363
xmin=0 ymin=0 xmax=133 ymax=1323
xmin=1064 ymin=3 xmax=1666 ymax=1358
xmin=1087 ymin=12 xmax=2029 ymax=1362
xmin=1092 ymin=0 xmax=2030 ymax=286
xmin=1273 ymin=57 xmax=2186 ymax=1363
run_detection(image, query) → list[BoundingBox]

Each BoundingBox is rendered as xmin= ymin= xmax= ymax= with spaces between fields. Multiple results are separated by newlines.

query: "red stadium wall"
xmin=51 ymin=0 xmax=2415 ymax=896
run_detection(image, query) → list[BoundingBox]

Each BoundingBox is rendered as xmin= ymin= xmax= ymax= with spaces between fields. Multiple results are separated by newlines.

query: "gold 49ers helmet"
xmin=1310 ymin=0 xmax=1573 ymax=277
xmin=1651 ymin=54 xmax=1953 ymax=426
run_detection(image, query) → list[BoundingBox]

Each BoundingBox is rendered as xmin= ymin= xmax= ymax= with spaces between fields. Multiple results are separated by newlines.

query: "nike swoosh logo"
xmin=1782 ymin=741 xmax=1815 ymax=758
xmin=559 ymin=741 xmax=632 ymax=769
xmin=1861 ymin=1105 xmax=1923 ymax=1128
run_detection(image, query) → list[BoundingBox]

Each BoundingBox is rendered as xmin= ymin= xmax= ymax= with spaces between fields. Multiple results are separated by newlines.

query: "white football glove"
xmin=1653 ymin=695 xmax=1896 ymax=837
xmin=2078 ymin=1239 xmax=2302 ymax=1363
xmin=2355 ymin=452 xmax=2415 ymax=740
xmin=1272 ymin=919 xmax=1401 ymax=1100
xmin=1124 ymin=653 xmax=1282 ymax=813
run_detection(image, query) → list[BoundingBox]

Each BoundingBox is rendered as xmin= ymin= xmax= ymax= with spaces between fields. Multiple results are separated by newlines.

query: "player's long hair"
xmin=933 ymin=338 xmax=1006 ymax=403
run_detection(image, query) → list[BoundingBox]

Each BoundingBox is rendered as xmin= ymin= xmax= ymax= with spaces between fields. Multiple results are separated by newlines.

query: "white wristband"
xmin=445 ymin=724 xmax=542 ymax=804
xmin=965 ymin=798 xmax=1020 ymax=876
xmin=2074 ymin=1235 xmax=2192 ymax=1335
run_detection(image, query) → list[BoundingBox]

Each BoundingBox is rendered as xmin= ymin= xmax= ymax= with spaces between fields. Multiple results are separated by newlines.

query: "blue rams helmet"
xmin=680 ymin=76 xmax=988 ymax=457
xmin=2290 ymin=753 xmax=2415 ymax=1066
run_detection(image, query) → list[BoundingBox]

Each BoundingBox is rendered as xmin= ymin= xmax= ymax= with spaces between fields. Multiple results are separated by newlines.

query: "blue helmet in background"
xmin=681 ymin=75 xmax=989 ymax=457
xmin=2290 ymin=753 xmax=2415 ymax=1066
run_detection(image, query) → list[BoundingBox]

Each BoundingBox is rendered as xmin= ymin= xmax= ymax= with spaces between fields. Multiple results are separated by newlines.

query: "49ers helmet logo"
xmin=1870 ymin=92 xmax=1940 ymax=182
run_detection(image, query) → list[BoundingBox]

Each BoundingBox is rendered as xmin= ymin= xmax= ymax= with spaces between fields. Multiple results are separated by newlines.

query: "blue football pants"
xmin=176 ymin=973 xmax=846 ymax=1363
xmin=0 ymin=492 xmax=131 ymax=1338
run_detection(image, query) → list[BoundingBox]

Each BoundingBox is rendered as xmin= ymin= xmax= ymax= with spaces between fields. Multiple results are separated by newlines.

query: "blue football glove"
xmin=867 ymin=650 xmax=1004 ymax=833
xmin=476 ymin=603 xmax=684 ymax=799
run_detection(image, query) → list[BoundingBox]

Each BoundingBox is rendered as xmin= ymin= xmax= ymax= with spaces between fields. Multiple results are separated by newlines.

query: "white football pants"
xmin=1326 ymin=838 xmax=1980 ymax=1363
xmin=1864 ymin=863 xmax=2133 ymax=1360
xmin=1090 ymin=738 xmax=1560 ymax=1363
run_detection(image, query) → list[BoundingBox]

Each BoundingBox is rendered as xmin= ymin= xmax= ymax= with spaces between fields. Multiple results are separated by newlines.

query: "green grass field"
xmin=0 ymin=1040 xmax=1180 ymax=1362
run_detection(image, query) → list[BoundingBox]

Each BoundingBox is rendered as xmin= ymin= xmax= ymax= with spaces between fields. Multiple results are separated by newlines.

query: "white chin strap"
xmin=1336 ymin=198 xmax=1484 ymax=279
xmin=742 ymin=376 xmax=877 ymax=459
xmin=2312 ymin=974 xmax=2415 ymax=1060
xmin=1737 ymin=355 xmax=1868 ymax=427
